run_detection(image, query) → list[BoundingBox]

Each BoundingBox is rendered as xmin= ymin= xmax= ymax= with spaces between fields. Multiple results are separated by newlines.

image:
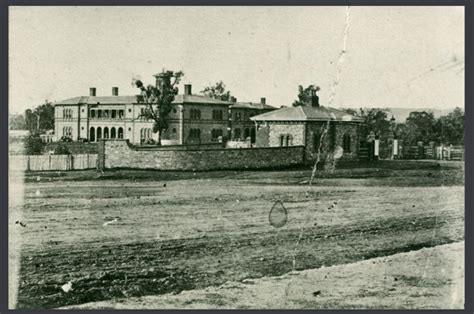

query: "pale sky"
xmin=9 ymin=6 xmax=464 ymax=114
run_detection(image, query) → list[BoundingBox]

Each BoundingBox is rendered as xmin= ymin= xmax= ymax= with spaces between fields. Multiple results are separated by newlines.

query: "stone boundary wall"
xmin=98 ymin=140 xmax=304 ymax=171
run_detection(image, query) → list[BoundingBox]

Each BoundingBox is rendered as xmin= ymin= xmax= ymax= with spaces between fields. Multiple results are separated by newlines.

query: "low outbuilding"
xmin=250 ymin=94 xmax=364 ymax=162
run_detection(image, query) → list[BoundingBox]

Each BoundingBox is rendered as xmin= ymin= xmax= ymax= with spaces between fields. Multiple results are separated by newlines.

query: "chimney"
xmin=90 ymin=88 xmax=96 ymax=96
xmin=112 ymin=87 xmax=119 ymax=96
xmin=184 ymin=84 xmax=192 ymax=95
xmin=260 ymin=97 xmax=266 ymax=105
xmin=310 ymin=89 xmax=320 ymax=107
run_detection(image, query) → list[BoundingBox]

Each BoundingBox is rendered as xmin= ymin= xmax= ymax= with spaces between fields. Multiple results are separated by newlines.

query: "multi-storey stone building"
xmin=53 ymin=74 xmax=276 ymax=145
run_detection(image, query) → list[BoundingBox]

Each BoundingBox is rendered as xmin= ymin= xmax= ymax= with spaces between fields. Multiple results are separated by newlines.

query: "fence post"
xmin=49 ymin=155 xmax=52 ymax=171
xmin=27 ymin=155 xmax=30 ymax=172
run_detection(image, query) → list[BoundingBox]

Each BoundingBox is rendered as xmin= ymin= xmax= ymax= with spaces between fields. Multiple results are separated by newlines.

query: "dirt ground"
xmin=62 ymin=241 xmax=464 ymax=309
xmin=9 ymin=161 xmax=464 ymax=309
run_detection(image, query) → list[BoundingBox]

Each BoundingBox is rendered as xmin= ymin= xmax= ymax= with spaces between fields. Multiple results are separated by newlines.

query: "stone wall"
xmin=98 ymin=140 xmax=305 ymax=171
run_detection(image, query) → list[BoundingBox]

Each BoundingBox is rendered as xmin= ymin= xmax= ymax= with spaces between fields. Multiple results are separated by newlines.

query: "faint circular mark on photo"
xmin=269 ymin=201 xmax=288 ymax=228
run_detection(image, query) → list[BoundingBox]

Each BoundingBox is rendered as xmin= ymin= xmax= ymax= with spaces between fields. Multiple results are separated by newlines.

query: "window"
xmin=82 ymin=109 xmax=84 ymax=113
xmin=63 ymin=109 xmax=73 ymax=119
xmin=343 ymin=134 xmax=351 ymax=153
xmin=140 ymin=128 xmax=152 ymax=143
xmin=190 ymin=109 xmax=201 ymax=120
xmin=250 ymin=128 xmax=256 ymax=143
xmin=128 ymin=108 xmax=132 ymax=113
xmin=287 ymin=134 xmax=293 ymax=146
xmin=118 ymin=127 xmax=124 ymax=139
xmin=90 ymin=110 xmax=96 ymax=118
xmin=212 ymin=110 xmax=223 ymax=120
xmin=97 ymin=127 xmax=102 ymax=140
xmin=244 ymin=128 xmax=250 ymax=139
xmin=62 ymin=127 xmax=73 ymax=138
xmin=98 ymin=110 xmax=103 ymax=118
xmin=90 ymin=127 xmax=95 ymax=142
xmin=119 ymin=110 xmax=124 ymax=118
xmin=104 ymin=127 xmax=109 ymax=139
xmin=104 ymin=110 xmax=109 ymax=118
xmin=81 ymin=127 xmax=84 ymax=130
xmin=313 ymin=133 xmax=322 ymax=152
xmin=235 ymin=112 xmax=242 ymax=121
xmin=172 ymin=128 xmax=177 ymax=133
xmin=128 ymin=127 xmax=131 ymax=131
xmin=111 ymin=110 xmax=117 ymax=119
xmin=211 ymin=129 xmax=223 ymax=140
xmin=280 ymin=135 xmax=286 ymax=147
xmin=111 ymin=127 xmax=116 ymax=139
xmin=234 ymin=128 xmax=241 ymax=140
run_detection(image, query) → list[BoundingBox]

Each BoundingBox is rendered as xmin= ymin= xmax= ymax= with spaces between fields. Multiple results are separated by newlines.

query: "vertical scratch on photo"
xmin=283 ymin=6 xmax=351 ymax=306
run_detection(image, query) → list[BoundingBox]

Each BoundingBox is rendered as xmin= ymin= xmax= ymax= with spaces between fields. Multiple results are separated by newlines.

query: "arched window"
xmin=343 ymin=134 xmax=351 ymax=153
xmin=287 ymin=134 xmax=293 ymax=146
xmin=244 ymin=128 xmax=250 ymax=139
xmin=251 ymin=128 xmax=256 ymax=143
xmin=90 ymin=127 xmax=95 ymax=142
xmin=147 ymin=128 xmax=152 ymax=139
xmin=97 ymin=127 xmax=102 ymax=140
xmin=140 ymin=128 xmax=145 ymax=143
xmin=313 ymin=133 xmax=322 ymax=152
xmin=104 ymin=127 xmax=109 ymax=139
xmin=111 ymin=127 xmax=116 ymax=139
xmin=118 ymin=127 xmax=124 ymax=139
xmin=234 ymin=128 xmax=241 ymax=140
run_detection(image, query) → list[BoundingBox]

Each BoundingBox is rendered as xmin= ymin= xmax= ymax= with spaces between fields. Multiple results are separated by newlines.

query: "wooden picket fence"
xmin=11 ymin=154 xmax=98 ymax=171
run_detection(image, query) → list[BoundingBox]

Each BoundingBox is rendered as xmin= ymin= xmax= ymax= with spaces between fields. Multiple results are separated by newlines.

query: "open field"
xmin=63 ymin=241 xmax=464 ymax=309
xmin=10 ymin=161 xmax=464 ymax=309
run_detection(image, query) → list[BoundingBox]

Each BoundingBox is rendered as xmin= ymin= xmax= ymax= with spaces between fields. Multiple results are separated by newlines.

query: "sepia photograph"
xmin=8 ymin=5 xmax=465 ymax=310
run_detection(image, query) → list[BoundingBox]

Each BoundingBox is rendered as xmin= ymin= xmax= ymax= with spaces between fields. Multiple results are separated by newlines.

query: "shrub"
xmin=54 ymin=143 xmax=72 ymax=155
xmin=60 ymin=136 xmax=73 ymax=142
xmin=24 ymin=133 xmax=45 ymax=155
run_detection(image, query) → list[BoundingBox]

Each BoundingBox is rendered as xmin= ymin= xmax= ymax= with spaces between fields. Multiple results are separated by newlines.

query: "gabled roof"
xmin=230 ymin=102 xmax=276 ymax=110
xmin=250 ymin=105 xmax=364 ymax=123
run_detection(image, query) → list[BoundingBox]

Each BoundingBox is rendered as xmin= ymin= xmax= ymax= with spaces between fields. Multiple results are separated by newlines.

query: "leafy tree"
xmin=292 ymin=85 xmax=320 ymax=107
xmin=402 ymin=111 xmax=437 ymax=145
xmin=133 ymin=70 xmax=184 ymax=145
xmin=9 ymin=113 xmax=27 ymax=130
xmin=436 ymin=107 xmax=464 ymax=145
xmin=200 ymin=81 xmax=232 ymax=101
xmin=54 ymin=142 xmax=72 ymax=155
xmin=343 ymin=108 xmax=391 ymax=139
xmin=24 ymin=102 xmax=55 ymax=133
xmin=24 ymin=133 xmax=45 ymax=155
